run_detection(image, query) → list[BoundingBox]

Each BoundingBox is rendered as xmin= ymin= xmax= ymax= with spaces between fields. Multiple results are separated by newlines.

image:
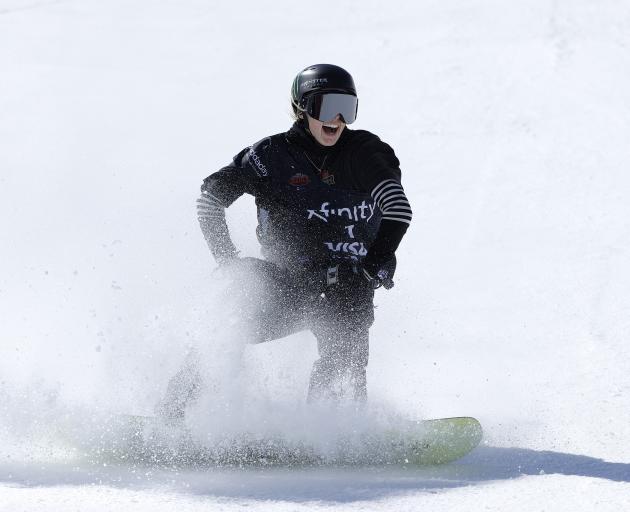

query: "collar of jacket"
xmin=286 ymin=121 xmax=351 ymax=155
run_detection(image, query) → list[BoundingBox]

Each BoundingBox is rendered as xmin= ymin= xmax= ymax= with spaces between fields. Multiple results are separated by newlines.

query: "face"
xmin=306 ymin=114 xmax=346 ymax=146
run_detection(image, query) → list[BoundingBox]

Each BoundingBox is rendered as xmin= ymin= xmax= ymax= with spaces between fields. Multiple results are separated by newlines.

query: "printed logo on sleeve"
xmin=247 ymin=146 xmax=269 ymax=177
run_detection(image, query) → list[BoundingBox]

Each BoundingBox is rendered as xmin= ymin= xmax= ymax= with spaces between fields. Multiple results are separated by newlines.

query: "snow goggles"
xmin=304 ymin=93 xmax=358 ymax=124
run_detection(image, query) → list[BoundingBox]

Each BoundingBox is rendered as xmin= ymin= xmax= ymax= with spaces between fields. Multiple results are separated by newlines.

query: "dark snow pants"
xmin=233 ymin=258 xmax=375 ymax=402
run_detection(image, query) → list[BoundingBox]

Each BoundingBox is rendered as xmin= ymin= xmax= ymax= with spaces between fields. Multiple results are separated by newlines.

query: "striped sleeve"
xmin=196 ymin=189 xmax=227 ymax=221
xmin=371 ymin=179 xmax=413 ymax=225
xmin=196 ymin=187 xmax=238 ymax=264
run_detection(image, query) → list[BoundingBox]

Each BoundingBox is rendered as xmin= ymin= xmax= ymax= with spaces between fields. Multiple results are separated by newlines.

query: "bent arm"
xmin=197 ymin=148 xmax=259 ymax=265
xmin=353 ymin=136 xmax=413 ymax=270
xmin=196 ymin=183 xmax=239 ymax=265
xmin=366 ymin=179 xmax=412 ymax=266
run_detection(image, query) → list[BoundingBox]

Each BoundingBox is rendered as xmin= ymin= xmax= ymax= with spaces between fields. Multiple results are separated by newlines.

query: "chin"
xmin=318 ymin=130 xmax=343 ymax=147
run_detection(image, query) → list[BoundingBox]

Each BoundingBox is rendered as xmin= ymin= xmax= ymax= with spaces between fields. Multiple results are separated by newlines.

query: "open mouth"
xmin=322 ymin=123 xmax=340 ymax=136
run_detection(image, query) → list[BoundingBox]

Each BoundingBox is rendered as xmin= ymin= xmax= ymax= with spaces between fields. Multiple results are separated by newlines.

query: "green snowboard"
xmin=105 ymin=415 xmax=482 ymax=467
xmin=389 ymin=416 xmax=483 ymax=465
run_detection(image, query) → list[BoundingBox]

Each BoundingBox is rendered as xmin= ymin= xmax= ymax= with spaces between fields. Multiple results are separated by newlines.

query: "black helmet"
xmin=291 ymin=64 xmax=358 ymax=123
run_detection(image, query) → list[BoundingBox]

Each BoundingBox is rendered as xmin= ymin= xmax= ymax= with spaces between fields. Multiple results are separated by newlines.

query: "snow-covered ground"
xmin=1 ymin=0 xmax=629 ymax=510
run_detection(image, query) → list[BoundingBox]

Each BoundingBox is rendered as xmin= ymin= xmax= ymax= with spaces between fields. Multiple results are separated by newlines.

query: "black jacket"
xmin=197 ymin=122 xmax=412 ymax=271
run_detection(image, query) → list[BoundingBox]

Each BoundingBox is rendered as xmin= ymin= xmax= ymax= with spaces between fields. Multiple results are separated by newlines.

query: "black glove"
xmin=362 ymin=254 xmax=396 ymax=289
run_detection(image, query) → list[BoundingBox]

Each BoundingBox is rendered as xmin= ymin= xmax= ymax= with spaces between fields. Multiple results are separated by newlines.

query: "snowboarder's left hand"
xmin=362 ymin=255 xmax=396 ymax=289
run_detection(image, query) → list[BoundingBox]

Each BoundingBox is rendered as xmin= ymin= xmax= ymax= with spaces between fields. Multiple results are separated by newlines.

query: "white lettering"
xmin=367 ymin=203 xmax=375 ymax=222
xmin=307 ymin=209 xmax=327 ymax=222
xmin=303 ymin=78 xmax=328 ymax=88
xmin=358 ymin=201 xmax=369 ymax=219
xmin=248 ymin=147 xmax=268 ymax=177
xmin=325 ymin=242 xmax=344 ymax=252
xmin=307 ymin=200 xmax=376 ymax=224
xmin=324 ymin=241 xmax=368 ymax=256
xmin=337 ymin=207 xmax=353 ymax=220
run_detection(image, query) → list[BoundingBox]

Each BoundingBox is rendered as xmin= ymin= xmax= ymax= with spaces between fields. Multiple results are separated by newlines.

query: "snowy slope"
xmin=1 ymin=0 xmax=630 ymax=510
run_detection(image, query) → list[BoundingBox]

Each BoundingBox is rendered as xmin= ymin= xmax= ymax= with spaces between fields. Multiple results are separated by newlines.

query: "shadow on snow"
xmin=1 ymin=446 xmax=628 ymax=503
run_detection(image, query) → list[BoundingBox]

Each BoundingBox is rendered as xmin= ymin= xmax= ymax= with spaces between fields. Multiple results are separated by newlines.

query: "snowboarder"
xmin=158 ymin=64 xmax=412 ymax=420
